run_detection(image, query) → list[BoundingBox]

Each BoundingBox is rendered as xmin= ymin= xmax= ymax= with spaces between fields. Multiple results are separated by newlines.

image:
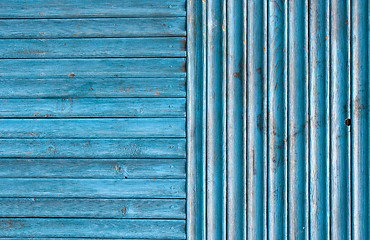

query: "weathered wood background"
xmin=0 ymin=0 xmax=186 ymax=239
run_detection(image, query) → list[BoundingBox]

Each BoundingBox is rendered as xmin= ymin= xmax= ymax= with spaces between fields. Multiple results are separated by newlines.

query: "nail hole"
xmin=345 ymin=119 xmax=351 ymax=126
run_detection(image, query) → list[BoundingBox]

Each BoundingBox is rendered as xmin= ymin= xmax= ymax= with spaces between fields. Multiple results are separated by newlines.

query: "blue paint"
xmin=0 ymin=0 xmax=186 ymax=18
xmin=309 ymin=0 xmax=331 ymax=239
xmin=0 ymin=98 xmax=186 ymax=117
xmin=0 ymin=78 xmax=186 ymax=98
xmin=187 ymin=0 xmax=369 ymax=239
xmin=0 ymin=18 xmax=186 ymax=38
xmin=1 ymin=0 xmax=369 ymax=239
xmin=0 ymin=219 xmax=185 ymax=239
xmin=0 ymin=1 xmax=187 ymax=239
xmin=0 ymin=37 xmax=186 ymax=58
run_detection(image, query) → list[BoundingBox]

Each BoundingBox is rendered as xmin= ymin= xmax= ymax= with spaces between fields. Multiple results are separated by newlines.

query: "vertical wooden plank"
xmin=267 ymin=0 xmax=287 ymax=239
xmin=226 ymin=0 xmax=247 ymax=239
xmin=331 ymin=0 xmax=351 ymax=239
xmin=186 ymin=0 xmax=207 ymax=239
xmin=206 ymin=0 xmax=226 ymax=238
xmin=246 ymin=0 xmax=267 ymax=239
xmin=287 ymin=0 xmax=308 ymax=239
xmin=351 ymin=0 xmax=369 ymax=239
xmin=309 ymin=0 xmax=331 ymax=239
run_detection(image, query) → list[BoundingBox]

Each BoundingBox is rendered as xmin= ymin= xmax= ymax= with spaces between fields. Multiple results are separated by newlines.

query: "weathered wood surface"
xmin=0 ymin=37 xmax=186 ymax=58
xmin=0 ymin=118 xmax=185 ymax=138
xmin=0 ymin=78 xmax=186 ymax=98
xmin=0 ymin=18 xmax=186 ymax=38
xmin=0 ymin=1 xmax=188 ymax=238
xmin=0 ymin=179 xmax=185 ymax=198
xmin=0 ymin=0 xmax=186 ymax=18
xmin=0 ymin=218 xmax=185 ymax=239
xmin=0 ymin=198 xmax=185 ymax=219
xmin=0 ymin=139 xmax=186 ymax=158
xmin=0 ymin=58 xmax=186 ymax=78
xmin=0 ymin=98 xmax=186 ymax=118
xmin=0 ymin=158 xmax=185 ymax=179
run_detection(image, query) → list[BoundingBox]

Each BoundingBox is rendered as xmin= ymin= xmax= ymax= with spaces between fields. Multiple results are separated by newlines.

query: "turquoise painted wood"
xmin=0 ymin=18 xmax=186 ymax=38
xmin=0 ymin=118 xmax=185 ymax=138
xmin=0 ymin=78 xmax=186 ymax=98
xmin=0 ymin=1 xmax=187 ymax=238
xmin=0 ymin=59 xmax=186 ymax=78
xmin=187 ymin=0 xmax=369 ymax=239
xmin=0 ymin=98 xmax=186 ymax=118
xmin=0 ymin=159 xmax=185 ymax=178
xmin=0 ymin=179 xmax=185 ymax=198
xmin=0 ymin=198 xmax=185 ymax=219
xmin=0 ymin=139 xmax=186 ymax=158
xmin=2 ymin=0 xmax=369 ymax=239
xmin=0 ymin=0 xmax=186 ymax=18
xmin=0 ymin=38 xmax=186 ymax=58
xmin=0 ymin=219 xmax=185 ymax=239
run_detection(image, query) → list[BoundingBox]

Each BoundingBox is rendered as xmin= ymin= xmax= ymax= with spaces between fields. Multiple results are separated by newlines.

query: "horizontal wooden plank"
xmin=0 ymin=38 xmax=186 ymax=58
xmin=0 ymin=98 xmax=186 ymax=118
xmin=0 ymin=0 xmax=186 ymax=18
xmin=0 ymin=78 xmax=186 ymax=98
xmin=0 ymin=218 xmax=185 ymax=239
xmin=0 ymin=239 xmax=178 ymax=240
xmin=0 ymin=58 xmax=186 ymax=78
xmin=0 ymin=179 xmax=185 ymax=198
xmin=0 ymin=159 xmax=185 ymax=178
xmin=0 ymin=139 xmax=186 ymax=158
xmin=0 ymin=18 xmax=186 ymax=38
xmin=0 ymin=118 xmax=185 ymax=138
xmin=0 ymin=239 xmax=182 ymax=240
xmin=0 ymin=198 xmax=185 ymax=219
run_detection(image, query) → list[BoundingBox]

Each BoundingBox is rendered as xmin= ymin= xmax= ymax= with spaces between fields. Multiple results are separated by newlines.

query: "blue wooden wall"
xmin=1 ymin=0 xmax=369 ymax=239
xmin=0 ymin=0 xmax=186 ymax=239
xmin=187 ymin=0 xmax=369 ymax=239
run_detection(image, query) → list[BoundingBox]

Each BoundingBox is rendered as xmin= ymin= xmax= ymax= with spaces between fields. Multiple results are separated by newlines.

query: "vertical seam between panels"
xmin=225 ymin=0 xmax=229 ymax=238
xmin=246 ymin=0 xmax=249 ymax=236
xmin=348 ymin=1 xmax=353 ymax=239
xmin=328 ymin=0 xmax=332 ymax=238
xmin=264 ymin=1 xmax=268 ymax=239
xmin=284 ymin=0 xmax=289 ymax=238
xmin=306 ymin=0 xmax=311 ymax=239
xmin=222 ymin=0 xmax=227 ymax=239
xmin=286 ymin=0 xmax=290 ymax=237
xmin=266 ymin=0 xmax=270 ymax=238
xmin=205 ymin=0 xmax=208 ymax=237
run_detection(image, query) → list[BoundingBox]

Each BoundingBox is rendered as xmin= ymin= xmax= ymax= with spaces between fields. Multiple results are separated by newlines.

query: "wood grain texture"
xmin=0 ymin=1 xmax=189 ymax=238
xmin=0 ymin=198 xmax=185 ymax=219
xmin=0 ymin=239 xmax=180 ymax=240
xmin=0 ymin=118 xmax=185 ymax=138
xmin=0 ymin=18 xmax=186 ymax=39
xmin=0 ymin=98 xmax=186 ymax=118
xmin=0 ymin=58 xmax=186 ymax=78
xmin=0 ymin=139 xmax=186 ymax=158
xmin=0 ymin=37 xmax=186 ymax=58
xmin=0 ymin=179 xmax=185 ymax=198
xmin=0 ymin=78 xmax=186 ymax=98
xmin=0 ymin=159 xmax=185 ymax=179
xmin=0 ymin=218 xmax=185 ymax=239
xmin=0 ymin=0 xmax=186 ymax=18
